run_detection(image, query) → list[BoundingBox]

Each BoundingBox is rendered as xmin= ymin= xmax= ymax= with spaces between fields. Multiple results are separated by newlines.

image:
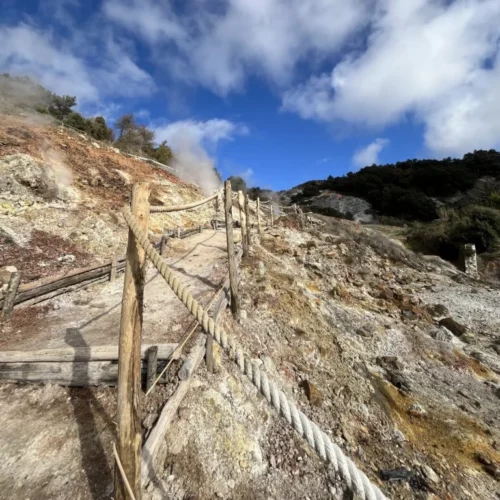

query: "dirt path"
xmin=0 ymin=229 xmax=229 ymax=500
xmin=0 ymin=229 xmax=229 ymax=351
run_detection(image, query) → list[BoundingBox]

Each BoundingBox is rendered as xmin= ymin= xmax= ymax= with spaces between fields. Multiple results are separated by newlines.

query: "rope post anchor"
xmin=224 ymin=180 xmax=240 ymax=320
xmin=114 ymin=182 xmax=150 ymax=500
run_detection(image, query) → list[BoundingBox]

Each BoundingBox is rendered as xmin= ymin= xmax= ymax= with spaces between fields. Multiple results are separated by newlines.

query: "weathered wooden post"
xmin=146 ymin=346 xmax=158 ymax=394
xmin=257 ymin=198 xmax=262 ymax=236
xmin=238 ymin=190 xmax=249 ymax=258
xmin=206 ymin=334 xmax=214 ymax=373
xmin=177 ymin=227 xmax=181 ymax=239
xmin=160 ymin=236 xmax=168 ymax=257
xmin=224 ymin=181 xmax=240 ymax=319
xmin=114 ymin=182 xmax=150 ymax=500
xmin=110 ymin=255 xmax=118 ymax=282
xmin=271 ymin=205 xmax=274 ymax=227
xmin=1 ymin=271 xmax=20 ymax=321
xmin=244 ymin=193 xmax=251 ymax=250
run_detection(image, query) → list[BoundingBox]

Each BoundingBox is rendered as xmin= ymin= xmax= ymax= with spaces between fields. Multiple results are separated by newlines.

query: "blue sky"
xmin=1 ymin=0 xmax=500 ymax=191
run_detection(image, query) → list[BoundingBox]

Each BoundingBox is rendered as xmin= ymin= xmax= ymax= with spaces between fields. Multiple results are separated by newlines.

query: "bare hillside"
xmin=0 ymin=115 xmax=217 ymax=284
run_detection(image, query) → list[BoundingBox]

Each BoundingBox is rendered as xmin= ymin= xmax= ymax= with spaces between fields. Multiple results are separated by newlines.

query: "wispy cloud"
xmin=352 ymin=138 xmax=389 ymax=168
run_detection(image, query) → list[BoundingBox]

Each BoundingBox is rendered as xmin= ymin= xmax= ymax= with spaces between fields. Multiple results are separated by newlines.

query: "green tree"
xmin=153 ymin=140 xmax=174 ymax=165
xmin=63 ymin=111 xmax=89 ymax=131
xmin=228 ymin=176 xmax=247 ymax=193
xmin=47 ymin=94 xmax=77 ymax=119
xmin=89 ymin=116 xmax=114 ymax=142
xmin=115 ymin=114 xmax=135 ymax=139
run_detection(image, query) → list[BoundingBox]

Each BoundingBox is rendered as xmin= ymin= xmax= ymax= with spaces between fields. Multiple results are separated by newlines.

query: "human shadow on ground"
xmin=66 ymin=327 xmax=115 ymax=499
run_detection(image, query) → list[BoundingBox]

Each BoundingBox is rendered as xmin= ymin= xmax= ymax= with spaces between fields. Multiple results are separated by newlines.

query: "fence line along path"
xmin=120 ymin=195 xmax=388 ymax=500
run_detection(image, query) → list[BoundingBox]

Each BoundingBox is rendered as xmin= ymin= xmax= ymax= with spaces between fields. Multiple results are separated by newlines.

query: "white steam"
xmin=154 ymin=119 xmax=248 ymax=195
xmin=170 ymin=134 xmax=222 ymax=195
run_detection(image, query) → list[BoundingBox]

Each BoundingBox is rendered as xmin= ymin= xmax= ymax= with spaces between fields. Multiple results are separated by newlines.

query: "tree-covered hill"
xmin=291 ymin=150 xmax=500 ymax=222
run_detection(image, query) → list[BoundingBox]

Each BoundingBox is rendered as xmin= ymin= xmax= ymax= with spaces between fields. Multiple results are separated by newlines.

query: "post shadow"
xmin=66 ymin=327 xmax=114 ymax=499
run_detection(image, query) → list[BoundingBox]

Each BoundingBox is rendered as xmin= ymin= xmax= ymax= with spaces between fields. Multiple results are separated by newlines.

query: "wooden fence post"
xmin=206 ymin=334 xmax=214 ymax=374
xmin=238 ymin=190 xmax=248 ymax=258
xmin=114 ymin=182 xmax=150 ymax=500
xmin=146 ymin=346 xmax=158 ymax=393
xmin=257 ymin=198 xmax=262 ymax=236
xmin=271 ymin=205 xmax=274 ymax=227
xmin=1 ymin=271 xmax=20 ymax=321
xmin=224 ymin=181 xmax=240 ymax=319
xmin=244 ymin=194 xmax=251 ymax=250
xmin=110 ymin=255 xmax=117 ymax=282
xmin=160 ymin=236 xmax=168 ymax=257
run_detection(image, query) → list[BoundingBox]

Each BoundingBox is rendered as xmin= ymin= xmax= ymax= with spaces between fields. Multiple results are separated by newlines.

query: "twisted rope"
xmin=150 ymin=192 xmax=218 ymax=213
xmin=122 ymin=207 xmax=388 ymax=500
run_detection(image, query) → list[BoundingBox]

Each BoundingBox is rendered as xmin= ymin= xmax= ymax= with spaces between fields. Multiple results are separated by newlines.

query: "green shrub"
xmin=407 ymin=207 xmax=500 ymax=261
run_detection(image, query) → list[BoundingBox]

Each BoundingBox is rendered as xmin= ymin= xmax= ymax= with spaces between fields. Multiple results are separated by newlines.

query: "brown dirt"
xmin=0 ymin=229 xmax=94 ymax=283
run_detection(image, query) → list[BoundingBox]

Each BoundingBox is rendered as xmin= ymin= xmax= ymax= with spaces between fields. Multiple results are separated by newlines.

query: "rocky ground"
xmin=152 ymin=215 xmax=500 ymax=500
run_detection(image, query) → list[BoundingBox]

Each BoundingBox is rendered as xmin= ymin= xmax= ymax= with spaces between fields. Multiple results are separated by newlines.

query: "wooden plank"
xmin=224 ymin=181 xmax=240 ymax=320
xmin=146 ymin=346 xmax=158 ymax=394
xmin=115 ymin=182 xmax=150 ymax=500
xmin=0 ymin=343 xmax=178 ymax=363
xmin=141 ymin=335 xmax=206 ymax=488
xmin=1 ymin=271 xmax=20 ymax=321
xmin=0 ymin=361 xmax=119 ymax=385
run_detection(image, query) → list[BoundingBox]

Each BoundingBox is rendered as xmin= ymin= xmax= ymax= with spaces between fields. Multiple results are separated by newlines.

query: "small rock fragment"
xmin=408 ymin=403 xmax=426 ymax=417
xmin=300 ymin=380 xmax=324 ymax=406
xmin=379 ymin=468 xmax=413 ymax=482
xmin=421 ymin=465 xmax=439 ymax=484
xmin=439 ymin=317 xmax=467 ymax=336
xmin=426 ymin=304 xmax=449 ymax=318
xmin=356 ymin=324 xmax=376 ymax=338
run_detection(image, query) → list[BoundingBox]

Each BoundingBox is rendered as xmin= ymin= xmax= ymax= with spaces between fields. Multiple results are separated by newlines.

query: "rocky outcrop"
xmin=280 ymin=186 xmax=373 ymax=222
xmin=305 ymin=191 xmax=373 ymax=222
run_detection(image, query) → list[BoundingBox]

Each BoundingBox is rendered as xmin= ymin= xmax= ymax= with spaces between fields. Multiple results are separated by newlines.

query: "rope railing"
xmin=121 ymin=206 xmax=388 ymax=500
xmin=150 ymin=192 xmax=218 ymax=213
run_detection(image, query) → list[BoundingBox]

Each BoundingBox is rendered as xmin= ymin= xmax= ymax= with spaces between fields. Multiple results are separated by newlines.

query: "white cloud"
xmin=153 ymin=119 xmax=248 ymax=193
xmin=0 ymin=24 xmax=154 ymax=104
xmin=283 ymin=0 xmax=500 ymax=156
xmin=352 ymin=138 xmax=389 ymax=168
xmin=104 ymin=0 xmax=371 ymax=95
xmin=154 ymin=119 xmax=248 ymax=147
